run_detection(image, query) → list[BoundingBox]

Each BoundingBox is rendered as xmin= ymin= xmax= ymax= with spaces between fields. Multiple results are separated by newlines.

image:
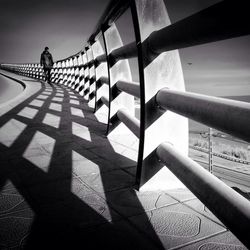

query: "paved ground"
xmin=0 ymin=70 xmax=247 ymax=249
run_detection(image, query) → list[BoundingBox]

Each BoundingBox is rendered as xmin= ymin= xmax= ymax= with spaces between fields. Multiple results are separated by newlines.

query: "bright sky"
xmin=1 ymin=0 xmax=250 ymax=97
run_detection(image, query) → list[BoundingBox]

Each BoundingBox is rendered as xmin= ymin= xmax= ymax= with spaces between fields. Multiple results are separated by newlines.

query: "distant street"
xmin=189 ymin=148 xmax=250 ymax=192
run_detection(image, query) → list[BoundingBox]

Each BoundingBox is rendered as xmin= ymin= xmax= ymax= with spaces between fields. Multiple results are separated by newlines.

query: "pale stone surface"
xmin=70 ymin=107 xmax=84 ymax=117
xmin=29 ymin=99 xmax=44 ymax=107
xmin=184 ymin=198 xmax=224 ymax=226
xmin=37 ymin=94 xmax=49 ymax=100
xmin=181 ymin=231 xmax=247 ymax=249
xmin=0 ymin=118 xmax=27 ymax=147
xmin=42 ymin=113 xmax=61 ymax=128
xmin=80 ymin=169 xmax=135 ymax=194
xmin=128 ymin=203 xmax=226 ymax=249
xmin=165 ymin=188 xmax=196 ymax=202
xmin=70 ymin=100 xmax=80 ymax=105
xmin=49 ymin=102 xmax=62 ymax=111
xmin=18 ymin=107 xmax=39 ymax=119
xmin=105 ymin=188 xmax=178 ymax=218
xmin=52 ymin=97 xmax=63 ymax=102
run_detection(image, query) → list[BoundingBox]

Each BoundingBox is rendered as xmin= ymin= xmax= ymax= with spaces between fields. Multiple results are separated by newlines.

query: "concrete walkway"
xmin=0 ymin=70 xmax=246 ymax=249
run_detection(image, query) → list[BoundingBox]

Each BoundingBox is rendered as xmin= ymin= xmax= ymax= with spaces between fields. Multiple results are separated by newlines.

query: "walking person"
xmin=40 ymin=47 xmax=54 ymax=83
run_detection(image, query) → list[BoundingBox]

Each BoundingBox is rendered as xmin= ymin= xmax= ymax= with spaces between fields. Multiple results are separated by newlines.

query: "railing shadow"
xmin=0 ymin=78 xmax=164 ymax=249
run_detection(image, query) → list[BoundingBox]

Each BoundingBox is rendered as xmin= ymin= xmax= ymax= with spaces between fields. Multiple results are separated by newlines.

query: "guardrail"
xmin=1 ymin=0 xmax=250 ymax=247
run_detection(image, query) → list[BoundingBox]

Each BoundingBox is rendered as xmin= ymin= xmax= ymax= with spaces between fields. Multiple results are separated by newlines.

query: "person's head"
xmin=45 ymin=47 xmax=49 ymax=51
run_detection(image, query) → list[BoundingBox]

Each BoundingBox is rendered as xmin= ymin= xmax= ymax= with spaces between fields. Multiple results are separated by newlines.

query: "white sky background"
xmin=0 ymin=0 xmax=249 ymax=98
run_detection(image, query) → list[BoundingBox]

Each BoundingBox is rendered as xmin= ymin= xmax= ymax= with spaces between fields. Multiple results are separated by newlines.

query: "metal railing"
xmin=1 ymin=0 xmax=250 ymax=247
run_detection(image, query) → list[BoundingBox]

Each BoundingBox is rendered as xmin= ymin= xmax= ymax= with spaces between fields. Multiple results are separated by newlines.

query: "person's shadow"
xmin=0 ymin=76 xmax=164 ymax=249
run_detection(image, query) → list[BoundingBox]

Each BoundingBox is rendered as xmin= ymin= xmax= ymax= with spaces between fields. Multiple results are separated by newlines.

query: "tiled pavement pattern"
xmin=0 ymin=71 xmax=247 ymax=249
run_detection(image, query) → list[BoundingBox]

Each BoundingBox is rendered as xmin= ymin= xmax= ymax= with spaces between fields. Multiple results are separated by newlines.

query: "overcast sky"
xmin=1 ymin=0 xmax=250 ymax=97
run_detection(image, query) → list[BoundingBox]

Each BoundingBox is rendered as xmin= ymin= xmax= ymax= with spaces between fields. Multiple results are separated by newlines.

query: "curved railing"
xmin=1 ymin=0 xmax=250 ymax=247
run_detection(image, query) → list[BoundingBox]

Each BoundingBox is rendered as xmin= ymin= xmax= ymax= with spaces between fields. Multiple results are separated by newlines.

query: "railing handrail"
xmin=117 ymin=108 xmax=140 ymax=138
xmin=116 ymin=80 xmax=140 ymax=98
xmin=156 ymin=142 xmax=250 ymax=248
xmin=88 ymin=0 xmax=130 ymax=44
xmin=146 ymin=1 xmax=250 ymax=57
xmin=156 ymin=88 xmax=250 ymax=143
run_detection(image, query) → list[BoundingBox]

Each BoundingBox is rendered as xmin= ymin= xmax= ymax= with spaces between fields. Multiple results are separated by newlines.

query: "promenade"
xmin=0 ymin=70 xmax=246 ymax=249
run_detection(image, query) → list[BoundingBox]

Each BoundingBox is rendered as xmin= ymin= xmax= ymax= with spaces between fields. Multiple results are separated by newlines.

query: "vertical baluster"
xmin=131 ymin=0 xmax=188 ymax=191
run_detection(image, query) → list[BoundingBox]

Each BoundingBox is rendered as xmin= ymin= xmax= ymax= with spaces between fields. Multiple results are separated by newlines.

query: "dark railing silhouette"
xmin=1 ymin=0 xmax=250 ymax=247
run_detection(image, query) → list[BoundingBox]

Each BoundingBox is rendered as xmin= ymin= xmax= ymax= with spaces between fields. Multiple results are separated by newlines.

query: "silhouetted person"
xmin=40 ymin=47 xmax=53 ymax=83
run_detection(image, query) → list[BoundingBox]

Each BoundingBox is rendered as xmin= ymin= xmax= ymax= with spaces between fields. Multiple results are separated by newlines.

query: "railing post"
xmin=77 ymin=52 xmax=85 ymax=95
xmin=88 ymin=42 xmax=98 ymax=110
xmin=100 ymin=27 xmax=112 ymax=134
xmin=91 ymin=37 xmax=109 ymax=124
xmin=131 ymin=0 xmax=188 ymax=191
xmin=83 ymin=48 xmax=90 ymax=101
xmin=103 ymin=23 xmax=135 ymax=139
xmin=208 ymin=127 xmax=213 ymax=174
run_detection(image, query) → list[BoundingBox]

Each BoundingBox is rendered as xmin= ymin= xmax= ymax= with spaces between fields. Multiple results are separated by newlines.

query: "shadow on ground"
xmin=0 ymin=80 xmax=164 ymax=249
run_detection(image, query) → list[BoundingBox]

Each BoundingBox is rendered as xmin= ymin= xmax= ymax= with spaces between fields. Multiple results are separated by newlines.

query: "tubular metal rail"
xmin=1 ymin=0 xmax=250 ymax=247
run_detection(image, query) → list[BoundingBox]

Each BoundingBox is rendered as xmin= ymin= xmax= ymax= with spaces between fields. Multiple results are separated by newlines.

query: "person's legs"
xmin=43 ymin=68 xmax=48 ymax=82
xmin=47 ymin=69 xmax=51 ymax=83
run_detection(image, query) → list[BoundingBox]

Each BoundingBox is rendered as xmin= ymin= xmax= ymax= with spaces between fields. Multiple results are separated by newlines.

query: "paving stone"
xmin=34 ymin=192 xmax=121 ymax=229
xmin=24 ymin=177 xmax=95 ymax=206
xmin=49 ymin=102 xmax=62 ymax=112
xmin=106 ymin=187 xmax=178 ymax=218
xmin=90 ymin=146 xmax=136 ymax=167
xmin=73 ymin=157 xmax=118 ymax=177
xmin=104 ymin=140 xmax=138 ymax=162
xmin=72 ymin=121 xmax=92 ymax=141
xmin=17 ymin=107 xmax=39 ymax=119
xmin=55 ymin=147 xmax=100 ymax=162
xmin=0 ymin=181 xmax=19 ymax=195
xmin=109 ymin=133 xmax=139 ymax=149
xmin=184 ymin=198 xmax=224 ymax=226
xmin=42 ymin=91 xmax=52 ymax=95
xmin=37 ymin=94 xmax=49 ymax=99
xmin=0 ymin=193 xmax=30 ymax=215
xmin=70 ymin=106 xmax=84 ymax=117
xmin=180 ymin=231 xmax=247 ymax=249
xmin=69 ymin=219 xmax=161 ymax=250
xmin=80 ymin=169 xmax=135 ymax=194
xmin=120 ymin=147 xmax=138 ymax=161
xmin=128 ymin=202 xmax=226 ymax=249
xmin=52 ymin=97 xmax=63 ymax=102
xmin=7 ymin=159 xmax=74 ymax=188
xmin=70 ymin=99 xmax=80 ymax=105
xmin=82 ymin=117 xmax=107 ymax=132
xmin=122 ymin=165 xmax=137 ymax=176
xmin=29 ymin=99 xmax=44 ymax=107
xmin=85 ymin=111 xmax=108 ymax=124
xmin=103 ymin=140 xmax=128 ymax=154
xmin=0 ymin=216 xmax=33 ymax=249
xmin=42 ymin=112 xmax=61 ymax=128
xmin=1 ymin=207 xmax=35 ymax=219
xmin=0 ymin=118 xmax=27 ymax=147
xmin=76 ymin=134 xmax=112 ymax=149
xmin=165 ymin=188 xmax=196 ymax=202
